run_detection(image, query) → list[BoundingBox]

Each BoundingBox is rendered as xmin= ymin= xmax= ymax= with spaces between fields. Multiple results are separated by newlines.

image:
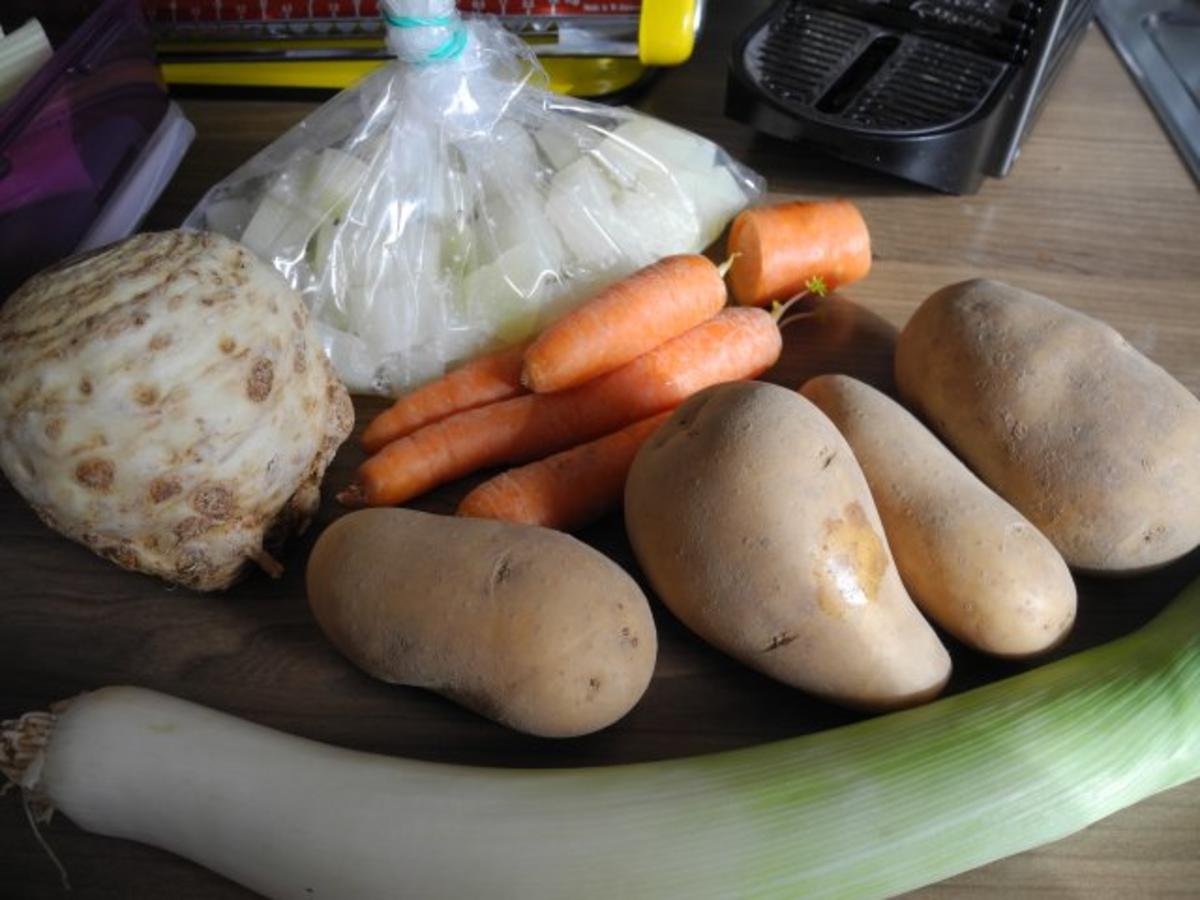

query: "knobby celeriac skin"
xmin=306 ymin=508 xmax=657 ymax=737
xmin=3 ymin=579 xmax=1199 ymax=900
xmin=625 ymin=381 xmax=950 ymax=711
xmin=895 ymin=278 xmax=1200 ymax=575
xmin=801 ymin=374 xmax=1076 ymax=658
xmin=0 ymin=230 xmax=354 ymax=590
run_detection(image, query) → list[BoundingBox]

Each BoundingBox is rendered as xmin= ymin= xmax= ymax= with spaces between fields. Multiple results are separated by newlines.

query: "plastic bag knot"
xmin=383 ymin=1 xmax=467 ymax=64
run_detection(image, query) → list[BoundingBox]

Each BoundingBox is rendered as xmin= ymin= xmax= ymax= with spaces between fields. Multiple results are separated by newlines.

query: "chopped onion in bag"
xmin=186 ymin=1 xmax=763 ymax=396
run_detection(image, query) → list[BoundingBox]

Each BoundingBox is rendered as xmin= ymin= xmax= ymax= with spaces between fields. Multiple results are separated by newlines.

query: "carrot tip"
xmin=336 ymin=482 xmax=368 ymax=508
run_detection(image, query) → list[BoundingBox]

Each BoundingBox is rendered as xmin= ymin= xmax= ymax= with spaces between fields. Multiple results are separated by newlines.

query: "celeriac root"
xmin=2 ymin=705 xmax=70 ymax=888
xmin=1 ymin=708 xmax=56 ymax=808
xmin=248 ymin=546 xmax=285 ymax=579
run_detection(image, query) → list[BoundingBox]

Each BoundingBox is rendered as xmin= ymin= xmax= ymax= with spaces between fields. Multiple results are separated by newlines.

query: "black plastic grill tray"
xmin=727 ymin=0 xmax=1097 ymax=193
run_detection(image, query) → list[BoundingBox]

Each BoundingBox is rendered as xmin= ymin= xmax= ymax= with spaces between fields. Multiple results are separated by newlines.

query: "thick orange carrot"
xmin=522 ymin=254 xmax=727 ymax=393
xmin=345 ymin=307 xmax=781 ymax=506
xmin=727 ymin=199 xmax=871 ymax=307
xmin=360 ymin=344 xmax=527 ymax=453
xmin=457 ymin=411 xmax=671 ymax=530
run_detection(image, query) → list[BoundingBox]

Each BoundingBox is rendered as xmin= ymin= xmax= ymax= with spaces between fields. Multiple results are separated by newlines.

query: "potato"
xmin=624 ymin=381 xmax=950 ymax=711
xmin=895 ymin=279 xmax=1200 ymax=574
xmin=801 ymin=375 xmax=1076 ymax=657
xmin=306 ymin=508 xmax=656 ymax=738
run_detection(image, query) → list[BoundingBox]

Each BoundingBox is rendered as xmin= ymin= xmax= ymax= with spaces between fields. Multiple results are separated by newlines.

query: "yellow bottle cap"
xmin=638 ymin=0 xmax=699 ymax=67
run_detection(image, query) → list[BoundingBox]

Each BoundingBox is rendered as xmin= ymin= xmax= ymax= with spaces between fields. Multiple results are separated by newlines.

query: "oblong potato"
xmin=801 ymin=374 xmax=1076 ymax=657
xmin=307 ymin=508 xmax=656 ymax=738
xmin=624 ymin=381 xmax=950 ymax=711
xmin=895 ymin=279 xmax=1200 ymax=574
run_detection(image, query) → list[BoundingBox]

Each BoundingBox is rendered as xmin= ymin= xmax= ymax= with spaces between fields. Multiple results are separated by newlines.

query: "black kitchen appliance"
xmin=726 ymin=0 xmax=1097 ymax=193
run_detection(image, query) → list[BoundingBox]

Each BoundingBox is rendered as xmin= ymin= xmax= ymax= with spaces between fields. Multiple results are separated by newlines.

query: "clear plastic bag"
xmin=185 ymin=1 xmax=763 ymax=396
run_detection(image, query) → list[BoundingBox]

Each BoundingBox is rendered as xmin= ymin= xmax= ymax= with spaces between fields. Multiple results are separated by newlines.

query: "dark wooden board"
xmin=3 ymin=1 xmax=1200 ymax=896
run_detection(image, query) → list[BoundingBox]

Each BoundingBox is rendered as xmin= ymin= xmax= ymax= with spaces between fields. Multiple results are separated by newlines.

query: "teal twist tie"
xmin=383 ymin=11 xmax=467 ymax=63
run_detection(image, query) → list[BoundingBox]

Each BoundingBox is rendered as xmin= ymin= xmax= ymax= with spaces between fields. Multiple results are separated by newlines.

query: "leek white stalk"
xmin=5 ymin=578 xmax=1200 ymax=899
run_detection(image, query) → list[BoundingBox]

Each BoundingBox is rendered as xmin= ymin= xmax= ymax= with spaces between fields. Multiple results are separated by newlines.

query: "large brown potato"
xmin=307 ymin=508 xmax=657 ymax=738
xmin=895 ymin=279 xmax=1200 ymax=574
xmin=624 ymin=381 xmax=950 ymax=711
xmin=802 ymin=375 xmax=1076 ymax=657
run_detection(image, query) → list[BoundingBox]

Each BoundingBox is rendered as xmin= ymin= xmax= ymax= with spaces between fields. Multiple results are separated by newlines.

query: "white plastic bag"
xmin=185 ymin=0 xmax=763 ymax=396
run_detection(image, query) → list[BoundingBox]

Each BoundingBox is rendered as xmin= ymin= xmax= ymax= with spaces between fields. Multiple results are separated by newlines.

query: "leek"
xmin=4 ymin=579 xmax=1200 ymax=899
xmin=0 ymin=19 xmax=51 ymax=105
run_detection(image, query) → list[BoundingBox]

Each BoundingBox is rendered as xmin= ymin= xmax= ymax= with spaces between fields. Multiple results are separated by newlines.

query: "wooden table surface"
xmin=3 ymin=2 xmax=1200 ymax=897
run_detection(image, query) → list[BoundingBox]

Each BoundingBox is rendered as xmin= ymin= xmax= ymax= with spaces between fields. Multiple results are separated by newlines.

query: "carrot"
xmin=343 ymin=307 xmax=782 ymax=507
xmin=457 ymin=411 xmax=671 ymax=530
xmin=360 ymin=344 xmax=527 ymax=453
xmin=727 ymin=199 xmax=871 ymax=308
xmin=522 ymin=254 xmax=727 ymax=393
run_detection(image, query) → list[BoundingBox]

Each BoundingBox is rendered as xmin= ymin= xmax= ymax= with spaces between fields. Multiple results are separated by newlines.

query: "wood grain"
xmin=3 ymin=1 xmax=1199 ymax=897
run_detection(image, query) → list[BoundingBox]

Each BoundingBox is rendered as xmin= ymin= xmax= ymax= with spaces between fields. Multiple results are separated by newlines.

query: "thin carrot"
xmin=727 ymin=199 xmax=871 ymax=308
xmin=457 ymin=411 xmax=671 ymax=530
xmin=360 ymin=344 xmax=528 ymax=453
xmin=522 ymin=254 xmax=728 ymax=393
xmin=342 ymin=307 xmax=782 ymax=507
